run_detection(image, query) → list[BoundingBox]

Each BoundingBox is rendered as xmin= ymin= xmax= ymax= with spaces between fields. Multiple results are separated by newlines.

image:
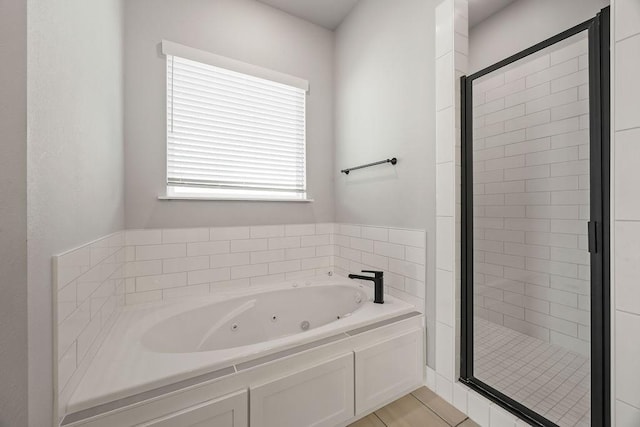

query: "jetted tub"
xmin=66 ymin=275 xmax=416 ymax=416
xmin=141 ymin=284 xmax=369 ymax=353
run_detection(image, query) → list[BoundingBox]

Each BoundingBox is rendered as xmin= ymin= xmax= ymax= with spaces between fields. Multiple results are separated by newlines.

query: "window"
xmin=162 ymin=41 xmax=309 ymax=201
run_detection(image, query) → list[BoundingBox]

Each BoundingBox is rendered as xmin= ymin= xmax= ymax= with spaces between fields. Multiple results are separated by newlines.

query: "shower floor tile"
xmin=474 ymin=317 xmax=591 ymax=427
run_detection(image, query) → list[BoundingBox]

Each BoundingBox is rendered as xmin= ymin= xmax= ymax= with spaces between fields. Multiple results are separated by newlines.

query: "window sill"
xmin=158 ymin=195 xmax=314 ymax=202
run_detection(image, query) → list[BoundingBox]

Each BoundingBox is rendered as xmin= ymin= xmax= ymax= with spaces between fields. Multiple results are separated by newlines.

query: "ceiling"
xmin=256 ymin=0 xmax=360 ymax=30
xmin=469 ymin=0 xmax=519 ymax=28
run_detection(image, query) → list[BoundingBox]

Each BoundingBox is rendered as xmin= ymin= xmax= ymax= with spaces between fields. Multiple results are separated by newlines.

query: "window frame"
xmin=160 ymin=41 xmax=311 ymax=202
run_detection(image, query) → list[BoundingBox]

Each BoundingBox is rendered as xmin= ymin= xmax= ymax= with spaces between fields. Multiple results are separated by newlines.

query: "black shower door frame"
xmin=460 ymin=7 xmax=610 ymax=427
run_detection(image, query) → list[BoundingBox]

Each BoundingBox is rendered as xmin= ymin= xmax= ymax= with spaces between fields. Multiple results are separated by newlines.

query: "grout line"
xmin=408 ymin=391 xmax=462 ymax=427
xmin=372 ymin=412 xmax=388 ymax=427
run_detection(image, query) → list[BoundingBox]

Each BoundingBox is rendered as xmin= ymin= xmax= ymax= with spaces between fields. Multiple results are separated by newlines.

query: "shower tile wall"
xmin=472 ymin=36 xmax=590 ymax=356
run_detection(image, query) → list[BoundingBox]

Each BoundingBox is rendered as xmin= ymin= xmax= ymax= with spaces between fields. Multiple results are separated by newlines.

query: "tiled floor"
xmin=474 ymin=317 xmax=590 ymax=427
xmin=348 ymin=387 xmax=478 ymax=427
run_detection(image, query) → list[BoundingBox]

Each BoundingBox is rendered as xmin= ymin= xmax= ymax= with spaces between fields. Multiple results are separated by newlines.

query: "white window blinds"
xmin=165 ymin=43 xmax=307 ymax=198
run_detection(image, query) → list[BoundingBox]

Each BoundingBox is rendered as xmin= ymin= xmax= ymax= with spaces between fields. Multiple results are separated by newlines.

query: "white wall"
xmin=0 ymin=0 xmax=28 ymax=425
xmin=27 ymin=0 xmax=125 ymax=424
xmin=612 ymin=0 xmax=640 ymax=424
xmin=472 ymin=36 xmax=591 ymax=356
xmin=334 ymin=0 xmax=437 ymax=365
xmin=469 ymin=0 xmax=610 ymax=73
xmin=123 ymin=0 xmax=335 ymax=229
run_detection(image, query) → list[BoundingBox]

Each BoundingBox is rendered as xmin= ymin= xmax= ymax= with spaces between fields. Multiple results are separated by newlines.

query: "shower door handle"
xmin=588 ymin=221 xmax=597 ymax=254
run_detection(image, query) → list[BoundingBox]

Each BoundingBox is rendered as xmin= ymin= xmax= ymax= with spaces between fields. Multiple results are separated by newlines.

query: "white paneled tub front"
xmin=63 ymin=276 xmax=425 ymax=427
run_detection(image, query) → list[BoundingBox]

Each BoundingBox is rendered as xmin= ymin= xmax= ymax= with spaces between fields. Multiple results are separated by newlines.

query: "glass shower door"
xmin=460 ymin=10 xmax=610 ymax=426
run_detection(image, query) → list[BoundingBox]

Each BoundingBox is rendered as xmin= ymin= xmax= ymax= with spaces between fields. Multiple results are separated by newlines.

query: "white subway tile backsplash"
xmin=315 ymin=223 xmax=336 ymax=235
xmin=284 ymin=223 xmax=316 ymax=236
xmin=125 ymin=290 xmax=162 ymax=305
xmin=186 ymin=241 xmax=229 ymax=257
xmin=360 ymin=226 xmax=389 ymax=242
xmin=125 ymin=260 xmax=162 ymax=277
xmin=286 ymin=247 xmax=316 ymax=260
xmin=301 ymin=234 xmax=330 ymax=247
xmin=340 ymin=246 xmax=362 ymax=262
xmin=301 ymin=256 xmax=331 ymax=270
xmin=136 ymin=272 xmax=187 ymax=292
xmin=58 ymin=342 xmax=77 ymax=392
xmin=57 ymin=282 xmax=77 ymax=324
xmin=187 ymin=268 xmax=231 ymax=285
xmin=268 ymin=236 xmax=300 ymax=250
xmin=338 ymin=223 xmax=362 ymax=237
xmin=350 ymin=237 xmax=374 ymax=253
xmin=210 ymin=226 xmax=250 ymax=241
xmin=268 ymin=260 xmax=301 ymax=274
xmin=136 ymin=243 xmax=186 ymax=260
xmin=125 ymin=229 xmax=162 ymax=246
xmin=163 ymin=284 xmax=210 ymax=300
xmin=315 ymin=245 xmax=336 ymax=257
xmin=76 ymin=315 xmax=101 ymax=364
xmin=161 ymin=228 xmax=209 ymax=243
xmin=231 ymin=263 xmax=268 ymax=279
xmin=250 ymin=225 xmax=285 ymax=238
xmin=58 ymin=300 xmax=91 ymax=359
xmin=162 ymin=256 xmax=209 ymax=274
xmin=230 ymin=239 xmax=268 ymax=253
xmin=250 ymin=249 xmax=285 ymax=264
xmin=210 ymin=252 xmax=251 ymax=268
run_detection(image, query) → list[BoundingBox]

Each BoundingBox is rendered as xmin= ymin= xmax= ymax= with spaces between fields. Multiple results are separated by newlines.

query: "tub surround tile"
xmin=209 ymin=226 xmax=250 ymax=241
xmin=55 ymin=224 xmax=427 ymax=422
xmin=55 ymin=232 xmax=125 ymax=417
xmin=117 ymin=224 xmax=427 ymax=309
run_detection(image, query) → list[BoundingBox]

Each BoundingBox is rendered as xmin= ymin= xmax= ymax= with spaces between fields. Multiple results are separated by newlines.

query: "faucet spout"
xmin=348 ymin=270 xmax=384 ymax=304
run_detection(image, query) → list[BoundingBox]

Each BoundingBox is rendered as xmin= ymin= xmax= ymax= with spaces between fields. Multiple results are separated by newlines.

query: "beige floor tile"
xmin=411 ymin=387 xmax=468 ymax=426
xmin=457 ymin=418 xmax=481 ymax=427
xmin=375 ymin=395 xmax=450 ymax=427
xmin=348 ymin=413 xmax=387 ymax=427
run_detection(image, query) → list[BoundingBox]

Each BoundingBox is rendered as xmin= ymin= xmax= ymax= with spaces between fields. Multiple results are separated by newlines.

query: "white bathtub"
xmin=142 ymin=284 xmax=369 ymax=353
xmin=67 ymin=276 xmax=416 ymax=416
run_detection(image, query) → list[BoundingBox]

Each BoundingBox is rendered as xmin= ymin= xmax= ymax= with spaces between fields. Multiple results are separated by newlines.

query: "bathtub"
xmin=141 ymin=283 xmax=369 ymax=353
xmin=66 ymin=275 xmax=418 ymax=417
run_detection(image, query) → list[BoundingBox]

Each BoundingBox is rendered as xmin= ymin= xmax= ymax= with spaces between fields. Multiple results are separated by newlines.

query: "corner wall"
xmin=123 ymin=0 xmax=335 ymax=229
xmin=334 ymin=0 xmax=437 ymax=366
xmin=0 ymin=0 xmax=28 ymax=425
xmin=27 ymin=0 xmax=125 ymax=423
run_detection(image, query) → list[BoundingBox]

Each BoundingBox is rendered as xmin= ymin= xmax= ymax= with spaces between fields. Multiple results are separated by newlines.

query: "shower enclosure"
xmin=460 ymin=8 xmax=609 ymax=427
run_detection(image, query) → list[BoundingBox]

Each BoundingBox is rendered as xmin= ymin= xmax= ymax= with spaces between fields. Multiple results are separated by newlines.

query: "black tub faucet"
xmin=348 ymin=270 xmax=384 ymax=304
